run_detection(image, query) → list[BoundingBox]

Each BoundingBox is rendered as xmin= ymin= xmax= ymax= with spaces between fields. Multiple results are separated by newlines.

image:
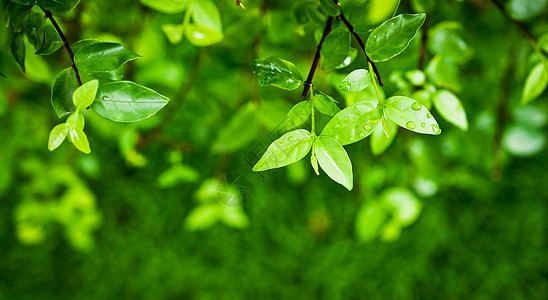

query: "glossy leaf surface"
xmin=321 ymin=27 xmax=351 ymax=71
xmin=339 ymin=69 xmax=372 ymax=91
xmin=521 ymin=62 xmax=548 ymax=105
xmin=314 ymin=136 xmax=353 ymax=190
xmin=51 ymin=68 xmax=78 ymax=118
xmin=433 ymin=90 xmax=468 ymax=131
xmin=74 ymin=42 xmax=140 ymax=72
xmin=286 ymin=101 xmax=311 ymax=130
xmin=385 ymin=96 xmax=441 ymax=135
xmin=321 ymin=101 xmax=382 ymax=145
xmin=251 ymin=57 xmax=303 ymax=90
xmin=253 ymin=130 xmax=313 ymax=171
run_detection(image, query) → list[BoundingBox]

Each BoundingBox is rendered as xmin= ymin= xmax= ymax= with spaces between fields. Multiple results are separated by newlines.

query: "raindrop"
xmin=406 ymin=121 xmax=416 ymax=130
xmin=373 ymin=35 xmax=377 ymax=38
xmin=411 ymin=102 xmax=422 ymax=111
xmin=333 ymin=124 xmax=340 ymax=129
xmin=271 ymin=149 xmax=276 ymax=153
xmin=349 ymin=137 xmax=355 ymax=142
xmin=364 ymin=124 xmax=372 ymax=131
xmin=391 ymin=23 xmax=394 ymax=26
xmin=421 ymin=122 xmax=426 ymax=128
xmin=340 ymin=81 xmax=351 ymax=91
xmin=359 ymin=132 xmax=366 ymax=138
xmin=426 ymin=113 xmax=432 ymax=119
xmin=278 ymin=139 xmax=284 ymax=144
xmin=431 ymin=124 xmax=441 ymax=135
xmin=288 ymin=137 xmax=294 ymax=142
xmin=102 ymin=96 xmax=109 ymax=101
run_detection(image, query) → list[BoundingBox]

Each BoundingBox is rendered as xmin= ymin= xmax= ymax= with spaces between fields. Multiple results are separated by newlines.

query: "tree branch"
xmin=41 ymin=8 xmax=82 ymax=87
xmin=302 ymin=17 xmax=334 ymax=98
xmin=490 ymin=0 xmax=548 ymax=58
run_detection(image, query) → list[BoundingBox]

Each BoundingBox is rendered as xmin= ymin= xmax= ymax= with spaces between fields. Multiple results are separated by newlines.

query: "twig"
xmin=490 ymin=0 xmax=548 ymax=57
xmin=302 ymin=17 xmax=334 ymax=98
xmin=41 ymin=8 xmax=82 ymax=86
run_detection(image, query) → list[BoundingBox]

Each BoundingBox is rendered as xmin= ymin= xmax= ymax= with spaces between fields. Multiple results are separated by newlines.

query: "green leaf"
xmin=310 ymin=153 xmax=319 ymax=175
xmin=339 ymin=69 xmax=372 ymax=91
xmin=382 ymin=187 xmax=422 ymax=226
xmin=9 ymin=0 xmax=34 ymax=5
xmin=185 ymin=24 xmax=223 ymax=47
xmin=251 ymin=57 xmax=303 ymax=90
xmin=25 ymin=12 xmax=45 ymax=49
xmin=213 ymin=103 xmax=259 ymax=153
xmin=253 ymin=129 xmax=313 ymax=171
xmin=35 ymin=26 xmax=64 ymax=55
xmin=140 ymin=0 xmax=188 ymax=14
xmin=355 ymin=201 xmax=387 ymax=242
xmin=48 ymin=123 xmax=68 ymax=151
xmin=192 ymin=0 xmax=222 ymax=32
xmin=335 ymin=47 xmax=358 ymax=69
xmin=74 ymin=42 xmax=140 ymax=72
xmin=506 ymin=0 xmax=548 ymax=21
xmin=220 ymin=206 xmax=249 ymax=229
xmin=503 ymin=125 xmax=546 ymax=157
xmin=49 ymin=0 xmax=81 ymax=15
xmin=314 ymin=136 xmax=353 ymax=190
xmin=371 ymin=117 xmax=398 ymax=155
xmin=185 ymin=204 xmax=220 ymax=231
xmin=71 ymin=39 xmax=100 ymax=53
xmin=521 ymin=62 xmax=548 ymax=105
xmin=433 ymin=90 xmax=468 ymax=131
xmin=405 ymin=70 xmax=426 ymax=86
xmin=320 ymin=0 xmax=340 ymax=17
xmin=51 ymin=68 xmax=78 ymax=118
xmin=73 ymin=79 xmax=99 ymax=109
xmin=92 ymin=81 xmax=170 ymax=122
xmin=35 ymin=0 xmax=62 ymax=8
xmin=8 ymin=4 xmax=32 ymax=33
xmin=366 ymin=13 xmax=426 ymax=62
xmin=68 ymin=127 xmax=91 ymax=154
xmin=313 ymin=90 xmax=340 ymax=116
xmin=348 ymin=1 xmax=370 ymax=32
xmin=385 ymin=96 xmax=441 ymax=135
xmin=286 ymin=101 xmax=311 ymax=130
xmin=428 ymin=22 xmax=473 ymax=64
xmin=425 ymin=55 xmax=461 ymax=92
xmin=321 ymin=101 xmax=382 ymax=145
xmin=162 ymin=23 xmax=184 ymax=44
xmin=321 ymin=27 xmax=351 ymax=71
xmin=66 ymin=110 xmax=85 ymax=130
xmin=11 ymin=33 xmax=26 ymax=72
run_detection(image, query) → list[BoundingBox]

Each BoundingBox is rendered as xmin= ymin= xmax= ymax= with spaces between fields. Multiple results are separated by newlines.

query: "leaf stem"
xmin=302 ymin=16 xmax=334 ymax=98
xmin=489 ymin=0 xmax=548 ymax=58
xmin=41 ymin=8 xmax=82 ymax=87
xmin=310 ymin=87 xmax=316 ymax=134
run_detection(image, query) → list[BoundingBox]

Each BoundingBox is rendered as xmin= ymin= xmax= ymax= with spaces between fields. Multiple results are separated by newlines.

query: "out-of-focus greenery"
xmin=1 ymin=0 xmax=547 ymax=298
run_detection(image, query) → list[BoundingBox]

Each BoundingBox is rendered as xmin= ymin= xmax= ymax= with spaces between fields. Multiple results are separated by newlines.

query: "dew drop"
xmin=340 ymin=81 xmax=351 ymax=91
xmin=391 ymin=22 xmax=394 ymax=25
xmin=421 ymin=122 xmax=426 ymax=128
xmin=411 ymin=102 xmax=422 ymax=111
xmin=333 ymin=124 xmax=340 ymax=129
xmin=271 ymin=149 xmax=276 ymax=153
xmin=278 ymin=139 xmax=284 ymax=144
xmin=102 ymin=96 xmax=109 ymax=101
xmin=406 ymin=121 xmax=416 ymax=130
xmin=359 ymin=132 xmax=366 ymax=138
xmin=287 ymin=117 xmax=291 ymax=121
xmin=373 ymin=35 xmax=377 ymax=38
xmin=349 ymin=137 xmax=355 ymax=142
xmin=431 ymin=124 xmax=441 ymax=135
xmin=426 ymin=113 xmax=432 ymax=119
xmin=288 ymin=137 xmax=293 ymax=142
xmin=364 ymin=124 xmax=372 ymax=131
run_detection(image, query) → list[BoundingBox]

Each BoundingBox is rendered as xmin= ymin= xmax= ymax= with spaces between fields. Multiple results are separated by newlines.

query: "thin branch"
xmin=490 ymin=0 xmax=548 ymax=57
xmin=338 ymin=14 xmax=384 ymax=86
xmin=302 ymin=17 xmax=334 ymax=98
xmin=41 ymin=8 xmax=82 ymax=86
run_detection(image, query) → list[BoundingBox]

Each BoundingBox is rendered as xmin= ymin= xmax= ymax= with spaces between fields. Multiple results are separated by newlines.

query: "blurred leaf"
xmin=253 ymin=129 xmax=313 ymax=171
xmin=503 ymin=125 xmax=546 ymax=156
xmin=355 ymin=201 xmax=387 ymax=242
xmin=506 ymin=0 xmax=548 ymax=21
xmin=405 ymin=70 xmax=426 ymax=86
xmin=213 ymin=103 xmax=259 ymax=153
xmin=366 ymin=13 xmax=426 ymax=62
xmin=521 ymin=62 xmax=548 ymax=105
xmin=382 ymin=187 xmax=422 ymax=226
xmin=321 ymin=101 xmax=382 ymax=145
xmin=74 ymin=42 xmax=140 ymax=72
xmin=339 ymin=69 xmax=371 ymax=91
xmin=410 ymin=0 xmax=436 ymax=12
xmin=428 ymin=22 xmax=473 ymax=64
xmin=140 ymin=0 xmax=188 ymax=14
xmin=162 ymin=23 xmax=184 ymax=44
xmin=192 ymin=0 xmax=222 ymax=31
xmin=433 ymin=90 xmax=468 ymax=131
xmin=185 ymin=204 xmax=220 ymax=231
xmin=11 ymin=33 xmax=26 ymax=72
xmin=426 ymin=55 xmax=461 ymax=92
xmin=92 ymin=81 xmax=170 ymax=122
xmin=51 ymin=68 xmax=78 ymax=118
xmin=185 ymin=24 xmax=223 ymax=47
xmin=220 ymin=206 xmax=249 ymax=229
xmin=320 ymin=0 xmax=340 ymax=17
xmin=286 ymin=101 xmax=311 ymax=130
xmin=35 ymin=26 xmax=63 ymax=55
xmin=251 ymin=57 xmax=303 ymax=90
xmin=321 ymin=27 xmax=351 ymax=71
xmin=49 ymin=0 xmax=81 ymax=15
xmin=385 ymin=96 xmax=441 ymax=135
xmin=72 ymin=79 xmax=99 ymax=109
xmin=314 ymin=136 xmax=353 ymax=190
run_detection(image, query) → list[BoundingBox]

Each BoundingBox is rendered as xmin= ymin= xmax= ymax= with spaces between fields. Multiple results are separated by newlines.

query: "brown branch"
xmin=41 ymin=8 xmax=82 ymax=86
xmin=490 ymin=0 xmax=548 ymax=57
xmin=302 ymin=17 xmax=334 ymax=98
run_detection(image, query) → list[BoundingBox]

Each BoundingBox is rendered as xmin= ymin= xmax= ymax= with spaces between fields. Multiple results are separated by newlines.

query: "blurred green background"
xmin=1 ymin=0 xmax=547 ymax=298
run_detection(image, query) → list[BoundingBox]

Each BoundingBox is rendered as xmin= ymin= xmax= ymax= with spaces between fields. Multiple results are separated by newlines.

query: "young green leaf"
xmin=49 ymin=0 xmax=81 ymax=15
xmin=286 ymin=101 xmax=311 ymax=130
xmin=426 ymin=55 xmax=461 ymax=92
xmin=74 ymin=42 xmax=140 ymax=72
xmin=251 ymin=57 xmax=303 ymax=90
xmin=35 ymin=26 xmax=63 ymax=55
xmin=313 ymin=90 xmax=340 ymax=116
xmin=320 ymin=0 xmax=340 ymax=17
xmin=92 ymin=81 xmax=170 ymax=122
xmin=321 ymin=27 xmax=351 ymax=71
xmin=73 ymin=79 xmax=99 ymax=109
xmin=521 ymin=62 xmax=548 ymax=105
xmin=314 ymin=136 xmax=353 ymax=190
xmin=140 ymin=0 xmax=188 ymax=14
xmin=433 ymin=90 xmax=468 ymax=131
xmin=51 ymin=68 xmax=78 ymax=118
xmin=382 ymin=187 xmax=422 ymax=226
xmin=48 ymin=123 xmax=68 ymax=151
xmin=321 ymin=101 xmax=382 ymax=145
xmin=185 ymin=24 xmax=224 ymax=47
xmin=162 ymin=23 xmax=184 ymax=44
xmin=385 ymin=96 xmax=441 ymax=135
xmin=366 ymin=13 xmax=426 ymax=62
xmin=371 ymin=117 xmax=398 ymax=155
xmin=66 ymin=110 xmax=85 ymax=130
xmin=220 ymin=206 xmax=250 ymax=229
xmin=253 ymin=129 xmax=313 ymax=171
xmin=355 ymin=201 xmax=387 ymax=242
xmin=68 ymin=127 xmax=91 ymax=154
xmin=184 ymin=204 xmax=220 ymax=231
xmin=339 ymin=69 xmax=372 ymax=91
xmin=335 ymin=47 xmax=358 ymax=69
xmin=25 ymin=12 xmax=45 ymax=49
xmin=192 ymin=0 xmax=222 ymax=32
xmin=310 ymin=153 xmax=320 ymax=175
xmin=11 ymin=33 xmax=26 ymax=72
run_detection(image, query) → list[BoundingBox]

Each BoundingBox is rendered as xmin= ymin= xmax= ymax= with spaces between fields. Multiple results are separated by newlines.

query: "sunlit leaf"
xmin=313 ymin=90 xmax=340 ymax=116
xmin=339 ymin=69 xmax=372 ymax=92
xmin=286 ymin=101 xmax=311 ymax=130
xmin=68 ymin=127 xmax=91 ymax=154
xmin=321 ymin=101 xmax=382 ymax=145
xmin=314 ymin=136 xmax=353 ymax=190
xmin=371 ymin=117 xmax=398 ymax=155
xmin=74 ymin=42 xmax=140 ymax=72
xmin=321 ymin=27 xmax=351 ymax=71
xmin=72 ymin=80 xmax=99 ymax=109
xmin=140 ymin=0 xmax=188 ymax=14
xmin=433 ymin=90 xmax=468 ymax=131
xmin=251 ymin=57 xmax=303 ymax=90
xmin=253 ymin=129 xmax=313 ymax=171
xmin=521 ymin=62 xmax=548 ymax=105
xmin=385 ymin=96 xmax=441 ymax=135
xmin=48 ymin=123 xmax=68 ymax=151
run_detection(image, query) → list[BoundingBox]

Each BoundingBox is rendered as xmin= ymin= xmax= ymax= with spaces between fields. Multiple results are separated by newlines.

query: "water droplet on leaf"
xmin=364 ymin=124 xmax=372 ymax=131
xmin=406 ymin=121 xmax=416 ymax=130
xmin=102 ymin=96 xmax=109 ymax=101
xmin=333 ymin=124 xmax=340 ymax=129
xmin=411 ymin=102 xmax=422 ymax=111
xmin=426 ymin=113 xmax=432 ymax=119
xmin=421 ymin=122 xmax=426 ymax=128
xmin=278 ymin=139 xmax=284 ymax=144
xmin=359 ymin=132 xmax=366 ymax=138
xmin=288 ymin=137 xmax=293 ymax=142
xmin=349 ymin=137 xmax=355 ymax=142
xmin=340 ymin=81 xmax=351 ymax=91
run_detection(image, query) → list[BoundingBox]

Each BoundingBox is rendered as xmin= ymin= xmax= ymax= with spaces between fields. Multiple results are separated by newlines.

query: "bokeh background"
xmin=1 ymin=0 xmax=547 ymax=298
